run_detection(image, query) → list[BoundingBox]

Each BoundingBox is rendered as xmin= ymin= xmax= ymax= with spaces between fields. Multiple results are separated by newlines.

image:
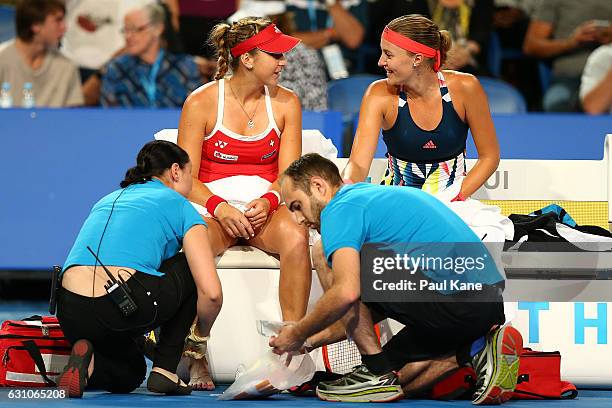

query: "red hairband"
xmin=382 ymin=26 xmax=441 ymax=71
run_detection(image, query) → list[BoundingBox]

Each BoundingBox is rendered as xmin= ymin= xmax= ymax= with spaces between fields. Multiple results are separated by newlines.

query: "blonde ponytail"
xmin=209 ymin=22 xmax=231 ymax=80
xmin=208 ymin=17 xmax=272 ymax=79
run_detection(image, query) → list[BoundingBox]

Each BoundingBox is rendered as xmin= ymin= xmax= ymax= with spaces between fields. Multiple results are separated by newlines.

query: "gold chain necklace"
xmin=228 ymin=78 xmax=262 ymax=129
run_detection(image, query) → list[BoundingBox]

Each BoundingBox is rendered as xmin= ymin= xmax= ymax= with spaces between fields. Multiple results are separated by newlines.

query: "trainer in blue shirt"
xmin=57 ymin=140 xmax=221 ymax=398
xmin=270 ymin=153 xmax=521 ymax=406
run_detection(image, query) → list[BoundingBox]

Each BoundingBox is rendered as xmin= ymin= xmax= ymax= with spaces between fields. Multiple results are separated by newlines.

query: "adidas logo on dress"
xmin=422 ymin=140 xmax=437 ymax=149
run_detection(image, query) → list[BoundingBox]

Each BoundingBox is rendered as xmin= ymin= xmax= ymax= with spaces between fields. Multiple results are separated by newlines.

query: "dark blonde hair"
xmin=387 ymin=14 xmax=452 ymax=69
xmin=208 ymin=16 xmax=272 ymax=80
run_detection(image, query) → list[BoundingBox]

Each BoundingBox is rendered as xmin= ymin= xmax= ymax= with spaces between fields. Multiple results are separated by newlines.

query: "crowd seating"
xmin=479 ymin=77 xmax=527 ymax=114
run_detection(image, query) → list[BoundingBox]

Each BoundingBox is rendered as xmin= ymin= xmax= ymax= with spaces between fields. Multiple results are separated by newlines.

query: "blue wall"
xmin=0 ymin=6 xmax=15 ymax=43
xmin=466 ymin=114 xmax=611 ymax=160
xmin=0 ymin=108 xmax=609 ymax=270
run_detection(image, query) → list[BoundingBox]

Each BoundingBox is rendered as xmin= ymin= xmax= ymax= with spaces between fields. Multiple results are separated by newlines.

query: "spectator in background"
xmin=523 ymin=1 xmax=612 ymax=112
xmin=177 ymin=0 xmax=237 ymax=82
xmin=277 ymin=18 xmax=328 ymax=111
xmin=62 ymin=0 xmax=184 ymax=106
xmin=580 ymin=43 xmax=612 ymax=115
xmin=0 ymin=0 xmax=83 ymax=107
xmin=285 ymin=0 xmax=367 ymax=75
xmin=493 ymin=0 xmax=540 ymax=49
xmin=492 ymin=0 xmax=542 ymax=110
xmin=101 ymin=3 xmax=201 ymax=108
xmin=429 ymin=0 xmax=494 ymax=75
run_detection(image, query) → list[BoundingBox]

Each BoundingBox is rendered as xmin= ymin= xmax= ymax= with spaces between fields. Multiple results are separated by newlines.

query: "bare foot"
xmin=188 ymin=355 xmax=215 ymax=391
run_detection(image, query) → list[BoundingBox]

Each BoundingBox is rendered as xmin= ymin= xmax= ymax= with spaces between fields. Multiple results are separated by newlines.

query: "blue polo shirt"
xmin=321 ymin=183 xmax=502 ymax=286
xmin=63 ymin=179 xmax=206 ymax=276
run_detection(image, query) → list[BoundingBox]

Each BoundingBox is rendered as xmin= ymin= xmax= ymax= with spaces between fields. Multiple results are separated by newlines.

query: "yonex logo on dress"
xmin=213 ymin=151 xmax=238 ymax=161
xmin=422 ymin=140 xmax=437 ymax=149
xmin=215 ymin=141 xmax=228 ymax=148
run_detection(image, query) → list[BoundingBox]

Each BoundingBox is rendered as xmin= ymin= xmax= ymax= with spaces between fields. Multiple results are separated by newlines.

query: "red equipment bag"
xmin=512 ymin=348 xmax=578 ymax=400
xmin=412 ymin=366 xmax=476 ymax=400
xmin=429 ymin=366 xmax=476 ymax=400
xmin=0 ymin=316 xmax=71 ymax=387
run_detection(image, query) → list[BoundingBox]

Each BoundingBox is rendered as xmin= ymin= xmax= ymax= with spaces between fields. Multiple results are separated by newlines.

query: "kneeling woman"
xmin=56 ymin=140 xmax=222 ymax=398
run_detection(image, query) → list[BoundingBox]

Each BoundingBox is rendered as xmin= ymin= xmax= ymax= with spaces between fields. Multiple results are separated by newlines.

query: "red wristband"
xmin=261 ymin=191 xmax=280 ymax=214
xmin=205 ymin=195 xmax=227 ymax=217
xmin=451 ymin=192 xmax=466 ymax=202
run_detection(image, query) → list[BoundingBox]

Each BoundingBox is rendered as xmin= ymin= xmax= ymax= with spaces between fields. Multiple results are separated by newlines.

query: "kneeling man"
xmin=270 ymin=154 xmax=522 ymax=405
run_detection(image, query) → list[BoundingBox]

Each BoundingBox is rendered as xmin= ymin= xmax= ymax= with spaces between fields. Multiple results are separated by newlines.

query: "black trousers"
xmin=367 ymin=292 xmax=505 ymax=369
xmin=57 ymin=253 xmax=197 ymax=393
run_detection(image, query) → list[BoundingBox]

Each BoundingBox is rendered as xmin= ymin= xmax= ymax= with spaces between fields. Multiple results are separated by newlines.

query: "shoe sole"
xmin=473 ymin=325 xmax=523 ymax=405
xmin=316 ymin=385 xmax=404 ymax=403
xmin=58 ymin=340 xmax=92 ymax=398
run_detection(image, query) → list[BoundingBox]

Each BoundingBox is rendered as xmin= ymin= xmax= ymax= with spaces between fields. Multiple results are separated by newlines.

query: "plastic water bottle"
xmin=0 ymin=82 xmax=12 ymax=108
xmin=22 ymin=82 xmax=35 ymax=108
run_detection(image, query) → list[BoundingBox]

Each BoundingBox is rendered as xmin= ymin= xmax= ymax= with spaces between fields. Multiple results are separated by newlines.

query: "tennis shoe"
xmin=316 ymin=364 xmax=403 ymax=402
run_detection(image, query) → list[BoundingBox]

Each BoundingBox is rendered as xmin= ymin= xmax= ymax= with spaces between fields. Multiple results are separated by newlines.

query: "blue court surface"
xmin=1 ymin=302 xmax=611 ymax=407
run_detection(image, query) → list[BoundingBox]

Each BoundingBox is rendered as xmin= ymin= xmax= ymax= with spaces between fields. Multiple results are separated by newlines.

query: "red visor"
xmin=230 ymin=24 xmax=300 ymax=58
xmin=382 ymin=26 xmax=441 ymax=71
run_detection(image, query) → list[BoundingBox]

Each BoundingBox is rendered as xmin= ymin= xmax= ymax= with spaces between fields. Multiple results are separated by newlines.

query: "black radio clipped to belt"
xmin=87 ymin=246 xmax=138 ymax=317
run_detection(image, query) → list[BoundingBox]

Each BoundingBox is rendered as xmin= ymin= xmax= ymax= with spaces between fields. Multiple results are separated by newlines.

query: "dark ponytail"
xmin=120 ymin=140 xmax=190 ymax=188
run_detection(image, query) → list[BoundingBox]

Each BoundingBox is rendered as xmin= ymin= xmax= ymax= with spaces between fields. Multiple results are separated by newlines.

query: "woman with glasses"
xmin=100 ymin=3 xmax=200 ymax=107
xmin=177 ymin=16 xmax=312 ymax=390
